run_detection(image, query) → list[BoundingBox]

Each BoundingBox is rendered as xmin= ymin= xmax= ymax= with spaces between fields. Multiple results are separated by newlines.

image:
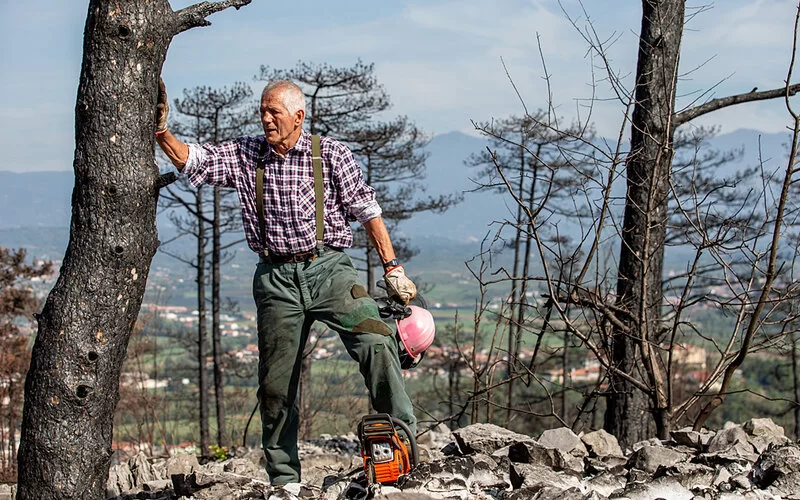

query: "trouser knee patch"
xmin=352 ymin=318 xmax=393 ymax=336
xmin=351 ymin=284 xmax=369 ymax=299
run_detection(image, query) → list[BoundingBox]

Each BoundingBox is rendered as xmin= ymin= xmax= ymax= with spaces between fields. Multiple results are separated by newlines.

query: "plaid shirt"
xmin=182 ymin=130 xmax=381 ymax=255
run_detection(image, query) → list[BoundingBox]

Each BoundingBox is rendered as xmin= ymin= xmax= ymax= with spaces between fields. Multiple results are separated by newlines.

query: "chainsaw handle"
xmin=376 ymin=296 xmax=412 ymax=321
xmin=390 ymin=417 xmax=419 ymax=467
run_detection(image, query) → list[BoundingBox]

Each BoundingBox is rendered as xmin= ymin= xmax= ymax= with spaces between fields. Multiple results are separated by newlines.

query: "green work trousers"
xmin=252 ymin=248 xmax=416 ymax=486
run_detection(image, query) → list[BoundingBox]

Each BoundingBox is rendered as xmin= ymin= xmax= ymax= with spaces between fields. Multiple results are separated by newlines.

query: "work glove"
xmin=155 ymin=78 xmax=169 ymax=135
xmin=384 ymin=265 xmax=417 ymax=305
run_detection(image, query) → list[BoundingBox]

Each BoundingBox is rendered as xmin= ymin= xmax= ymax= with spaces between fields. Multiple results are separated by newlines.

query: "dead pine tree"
xmin=15 ymin=1 xmax=252 ymax=498
xmin=160 ymin=82 xmax=257 ymax=452
xmin=0 ymin=247 xmax=52 ymax=482
xmin=607 ymin=0 xmax=800 ymax=445
xmin=348 ymin=117 xmax=462 ymax=296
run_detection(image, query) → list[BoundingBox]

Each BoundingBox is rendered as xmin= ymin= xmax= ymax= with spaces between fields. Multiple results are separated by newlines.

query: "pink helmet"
xmin=396 ymin=305 xmax=435 ymax=369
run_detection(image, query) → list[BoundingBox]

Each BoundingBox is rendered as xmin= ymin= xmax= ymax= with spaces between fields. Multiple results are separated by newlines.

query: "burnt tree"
xmin=606 ymin=0 xmax=800 ymax=446
xmin=16 ymin=1 xmax=252 ymax=498
xmin=162 ymin=82 xmax=257 ymax=450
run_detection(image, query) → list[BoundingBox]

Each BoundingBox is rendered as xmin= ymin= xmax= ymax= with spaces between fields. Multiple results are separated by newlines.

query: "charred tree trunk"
xmin=793 ymin=334 xmax=800 ymax=440
xmin=16 ymin=1 xmax=251 ymax=497
xmin=197 ymin=187 xmax=210 ymax=455
xmin=506 ymin=133 xmax=525 ymax=422
xmin=212 ymin=187 xmax=227 ymax=447
xmin=605 ymin=0 xmax=683 ymax=447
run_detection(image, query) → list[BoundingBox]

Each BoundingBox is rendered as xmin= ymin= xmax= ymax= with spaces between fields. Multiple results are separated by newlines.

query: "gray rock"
xmin=744 ymin=418 xmax=785 ymax=438
xmin=141 ymin=479 xmax=172 ymax=492
xmin=506 ymin=485 xmax=585 ymax=500
xmin=553 ymin=448 xmax=586 ymax=476
xmin=707 ymin=425 xmax=749 ymax=453
xmin=150 ymin=460 xmax=166 ymax=481
xmin=416 ymin=423 xmax=455 ymax=450
xmin=173 ymin=470 xmax=270 ymax=499
xmin=509 ymin=462 xmax=584 ymax=492
xmin=587 ymin=471 xmax=626 ymax=497
xmin=100 ymin=422 xmax=800 ymax=500
xmin=628 ymin=444 xmax=688 ymax=474
xmin=705 ymin=441 xmax=760 ymax=465
xmin=231 ymin=446 xmax=250 ymax=458
xmin=164 ymin=452 xmax=200 ymax=477
xmin=585 ymin=456 xmax=628 ymax=475
xmin=655 ymin=461 xmax=715 ymax=491
xmin=508 ymin=440 xmax=556 ymax=465
xmin=240 ymin=447 xmax=267 ymax=468
xmin=718 ymin=492 xmax=783 ymax=500
xmin=203 ymin=460 xmax=226 ymax=474
xmin=106 ymin=463 xmax=135 ymax=497
xmin=538 ymin=427 xmax=589 ymax=457
xmin=507 ymin=439 xmax=584 ymax=475
xmin=0 ymin=485 xmax=15 ymax=500
xmin=621 ymin=475 xmax=694 ymax=500
xmin=452 ymin=423 xmax=533 ymax=455
xmin=671 ymin=427 xmax=715 ymax=450
xmin=731 ymin=474 xmax=751 ymax=490
xmin=627 ymin=468 xmax=651 ymax=484
xmin=631 ymin=437 xmax=663 ymax=453
xmin=416 ymin=425 xmax=455 ymax=462
xmin=129 ymin=452 xmax=156 ymax=486
xmin=303 ymin=453 xmax=360 ymax=488
xmin=724 ymin=461 xmax=753 ymax=480
xmin=470 ymin=453 xmax=509 ymax=487
xmin=712 ymin=466 xmax=732 ymax=488
xmin=193 ymin=482 xmax=235 ymax=499
xmin=582 ymin=429 xmax=624 ymax=458
xmin=750 ymin=435 xmax=791 ymax=454
xmin=397 ymin=456 xmax=478 ymax=493
xmin=751 ymin=443 xmax=800 ymax=499
xmin=372 ymin=487 xmax=439 ymax=499
xmin=223 ymin=457 xmax=269 ymax=480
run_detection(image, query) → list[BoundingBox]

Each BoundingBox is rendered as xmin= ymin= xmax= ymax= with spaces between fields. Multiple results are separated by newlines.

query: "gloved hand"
xmin=155 ymin=78 xmax=169 ymax=135
xmin=384 ymin=265 xmax=417 ymax=305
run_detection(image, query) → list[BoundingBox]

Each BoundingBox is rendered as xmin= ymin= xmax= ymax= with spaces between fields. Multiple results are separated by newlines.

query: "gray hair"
xmin=262 ymin=80 xmax=306 ymax=115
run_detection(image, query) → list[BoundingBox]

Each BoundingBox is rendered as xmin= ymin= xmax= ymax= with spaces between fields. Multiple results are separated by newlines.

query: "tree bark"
xmin=605 ymin=0 xmax=684 ymax=447
xmin=506 ymin=131 xmax=525 ymax=422
xmin=16 ymin=1 xmax=250 ymax=497
xmin=212 ymin=187 xmax=227 ymax=447
xmin=793 ymin=333 xmax=800 ymax=440
xmin=197 ymin=187 xmax=210 ymax=456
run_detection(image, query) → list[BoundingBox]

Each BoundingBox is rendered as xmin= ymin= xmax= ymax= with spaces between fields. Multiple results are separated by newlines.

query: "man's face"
xmin=260 ymin=89 xmax=302 ymax=150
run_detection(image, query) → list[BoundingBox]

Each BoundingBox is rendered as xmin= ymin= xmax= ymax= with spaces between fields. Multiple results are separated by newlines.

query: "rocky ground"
xmin=2 ymin=417 xmax=799 ymax=499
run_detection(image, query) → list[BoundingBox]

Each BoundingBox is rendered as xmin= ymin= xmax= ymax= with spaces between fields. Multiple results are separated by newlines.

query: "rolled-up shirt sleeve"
xmin=331 ymin=142 xmax=382 ymax=223
xmin=181 ymin=140 xmax=241 ymax=188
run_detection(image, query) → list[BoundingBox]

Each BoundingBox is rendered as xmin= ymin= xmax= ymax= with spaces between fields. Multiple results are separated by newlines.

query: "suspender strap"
xmin=255 ymin=141 xmax=267 ymax=250
xmin=256 ymin=136 xmax=324 ymax=255
xmin=312 ymin=135 xmax=325 ymax=250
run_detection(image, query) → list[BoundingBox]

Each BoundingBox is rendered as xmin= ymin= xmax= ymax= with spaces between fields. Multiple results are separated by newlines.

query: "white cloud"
xmin=4 ymin=0 xmax=800 ymax=172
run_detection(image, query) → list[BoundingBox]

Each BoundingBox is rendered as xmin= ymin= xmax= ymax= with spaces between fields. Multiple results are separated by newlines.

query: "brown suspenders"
xmin=256 ymin=136 xmax=324 ymax=255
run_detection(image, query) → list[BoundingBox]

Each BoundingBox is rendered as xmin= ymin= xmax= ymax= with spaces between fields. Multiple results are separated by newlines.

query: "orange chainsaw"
xmin=357 ymin=413 xmax=418 ymax=485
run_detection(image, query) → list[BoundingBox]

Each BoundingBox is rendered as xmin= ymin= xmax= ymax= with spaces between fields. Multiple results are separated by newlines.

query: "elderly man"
xmin=155 ymin=79 xmax=418 ymax=485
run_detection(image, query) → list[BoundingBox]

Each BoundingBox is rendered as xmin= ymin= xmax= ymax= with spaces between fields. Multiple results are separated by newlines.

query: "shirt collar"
xmin=265 ymin=129 xmax=312 ymax=158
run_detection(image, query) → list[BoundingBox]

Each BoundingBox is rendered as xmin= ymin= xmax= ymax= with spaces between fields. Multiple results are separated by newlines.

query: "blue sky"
xmin=1 ymin=0 xmax=798 ymax=172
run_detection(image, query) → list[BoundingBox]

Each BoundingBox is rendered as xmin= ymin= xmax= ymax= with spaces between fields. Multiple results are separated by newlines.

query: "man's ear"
xmin=295 ymin=109 xmax=305 ymax=127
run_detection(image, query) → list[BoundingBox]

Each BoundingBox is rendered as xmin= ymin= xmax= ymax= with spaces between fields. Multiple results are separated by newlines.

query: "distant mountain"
xmin=0 ymin=171 xmax=73 ymax=229
xmin=0 ymin=128 xmax=794 ymax=265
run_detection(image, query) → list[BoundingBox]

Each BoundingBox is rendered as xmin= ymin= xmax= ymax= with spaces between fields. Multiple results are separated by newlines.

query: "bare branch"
xmin=173 ymin=0 xmax=252 ymax=34
xmin=674 ymin=84 xmax=800 ymax=126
